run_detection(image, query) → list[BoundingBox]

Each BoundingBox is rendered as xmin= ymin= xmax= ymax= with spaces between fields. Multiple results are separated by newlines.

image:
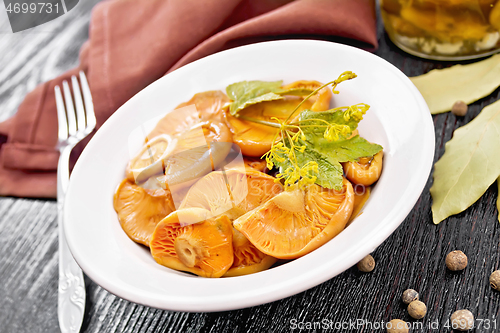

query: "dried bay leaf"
xmin=431 ymin=99 xmax=500 ymax=224
xmin=410 ymin=54 xmax=500 ymax=114
xmin=497 ymin=178 xmax=500 ymax=223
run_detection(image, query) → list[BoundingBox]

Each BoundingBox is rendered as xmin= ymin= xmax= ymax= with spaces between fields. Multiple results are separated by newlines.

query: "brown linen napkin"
xmin=0 ymin=0 xmax=378 ymax=198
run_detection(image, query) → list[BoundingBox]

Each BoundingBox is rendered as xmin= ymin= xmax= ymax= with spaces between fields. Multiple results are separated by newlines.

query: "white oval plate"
xmin=65 ymin=40 xmax=434 ymax=312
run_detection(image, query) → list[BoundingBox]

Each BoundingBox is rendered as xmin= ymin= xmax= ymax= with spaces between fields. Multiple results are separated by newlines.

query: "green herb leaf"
xmin=309 ymin=135 xmax=383 ymax=163
xmin=299 ymin=107 xmax=364 ymax=141
xmin=226 ymin=80 xmax=284 ymax=115
xmin=270 ymin=135 xmax=381 ymax=191
xmin=275 ymin=87 xmax=315 ymax=96
xmin=274 ymin=145 xmax=344 ymax=190
xmin=306 ymin=150 xmax=344 ymax=190
xmin=252 ymin=72 xmax=382 ymax=191
xmin=410 ymin=54 xmax=500 ymax=114
xmin=430 ymin=99 xmax=500 ymax=224
xmin=265 ymin=103 xmax=380 ymax=190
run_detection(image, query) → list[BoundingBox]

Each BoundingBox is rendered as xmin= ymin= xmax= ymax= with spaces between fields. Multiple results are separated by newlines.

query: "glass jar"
xmin=380 ymin=0 xmax=500 ymax=60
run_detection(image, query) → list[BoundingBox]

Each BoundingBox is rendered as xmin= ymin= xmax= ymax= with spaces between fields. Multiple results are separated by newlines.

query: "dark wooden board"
xmin=1 ymin=2 xmax=500 ymax=332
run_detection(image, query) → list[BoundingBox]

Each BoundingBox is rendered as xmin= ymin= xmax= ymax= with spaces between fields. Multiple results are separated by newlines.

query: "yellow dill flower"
xmin=298 ymin=161 xmax=318 ymax=187
xmin=257 ymin=71 xmax=366 ymax=192
xmin=324 ymin=124 xmax=351 ymax=141
xmin=266 ymin=159 xmax=274 ymax=170
xmin=291 ymin=131 xmax=302 ymax=142
xmin=343 ymin=103 xmax=369 ymax=121
xmin=275 ymin=161 xmax=319 ymax=189
xmin=331 ymin=71 xmax=357 ymax=95
xmin=276 ymin=167 xmax=299 ymax=187
xmin=263 ymin=141 xmax=288 ymax=169
xmin=295 ymin=145 xmax=306 ymax=153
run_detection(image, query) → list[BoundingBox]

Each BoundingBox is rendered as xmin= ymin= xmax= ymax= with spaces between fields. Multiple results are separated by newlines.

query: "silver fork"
xmin=55 ymin=71 xmax=96 ymax=333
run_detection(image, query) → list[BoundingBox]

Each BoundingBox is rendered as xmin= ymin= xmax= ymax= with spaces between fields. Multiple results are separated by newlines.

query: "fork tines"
xmin=54 ymin=71 xmax=96 ymax=143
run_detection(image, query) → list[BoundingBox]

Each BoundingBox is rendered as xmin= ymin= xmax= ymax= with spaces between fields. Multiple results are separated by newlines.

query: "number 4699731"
xmin=443 ymin=318 xmax=497 ymax=330
xmin=6 ymin=2 xmax=60 ymax=14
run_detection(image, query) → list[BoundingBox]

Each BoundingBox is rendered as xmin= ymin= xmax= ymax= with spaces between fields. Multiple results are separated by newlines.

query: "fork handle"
xmin=57 ymin=145 xmax=86 ymax=333
xmin=57 ymin=146 xmax=72 ymax=201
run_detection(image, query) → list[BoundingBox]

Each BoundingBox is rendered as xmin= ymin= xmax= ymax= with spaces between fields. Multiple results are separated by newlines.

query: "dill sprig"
xmin=256 ymin=71 xmax=363 ymax=189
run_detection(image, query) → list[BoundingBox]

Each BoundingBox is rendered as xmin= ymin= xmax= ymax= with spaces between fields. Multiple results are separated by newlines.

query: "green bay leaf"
xmin=410 ymin=54 xmax=500 ymax=114
xmin=226 ymin=80 xmax=283 ymax=115
xmin=430 ymin=99 xmax=500 ymax=224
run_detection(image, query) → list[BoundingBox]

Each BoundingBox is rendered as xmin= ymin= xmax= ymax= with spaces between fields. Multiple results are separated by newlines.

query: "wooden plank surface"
xmin=1 ymin=1 xmax=500 ymax=332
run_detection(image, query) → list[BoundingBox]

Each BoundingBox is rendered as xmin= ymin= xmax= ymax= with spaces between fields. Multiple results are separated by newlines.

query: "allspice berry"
xmin=357 ymin=254 xmax=375 ymax=272
xmin=402 ymin=289 xmax=419 ymax=305
xmin=490 ymin=270 xmax=500 ymax=290
xmin=387 ymin=319 xmax=409 ymax=333
xmin=445 ymin=250 xmax=468 ymax=271
xmin=450 ymin=309 xmax=474 ymax=331
xmin=408 ymin=300 xmax=427 ymax=319
xmin=451 ymin=101 xmax=468 ymax=116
